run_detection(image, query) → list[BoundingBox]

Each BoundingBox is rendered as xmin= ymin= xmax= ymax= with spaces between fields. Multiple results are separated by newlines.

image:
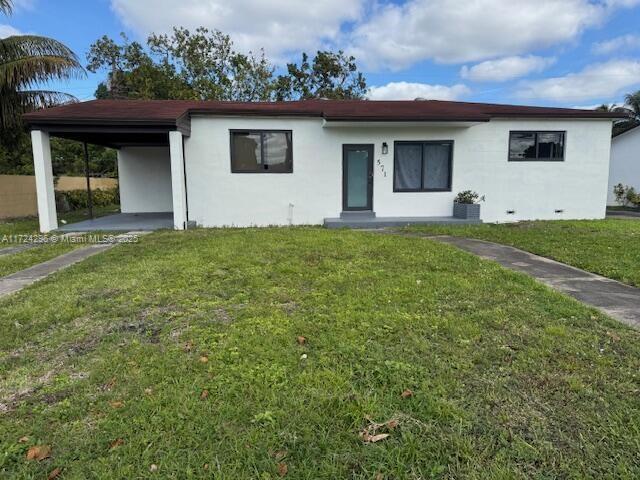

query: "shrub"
xmin=613 ymin=183 xmax=640 ymax=207
xmin=455 ymin=190 xmax=480 ymax=204
xmin=55 ymin=187 xmax=120 ymax=212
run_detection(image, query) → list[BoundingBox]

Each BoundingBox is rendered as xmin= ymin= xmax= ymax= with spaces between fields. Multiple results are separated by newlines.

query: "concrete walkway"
xmin=0 ymin=244 xmax=36 ymax=257
xmin=0 ymin=232 xmax=147 ymax=298
xmin=391 ymin=233 xmax=640 ymax=328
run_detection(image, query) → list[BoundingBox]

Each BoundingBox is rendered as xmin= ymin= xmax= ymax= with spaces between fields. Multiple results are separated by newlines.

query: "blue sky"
xmin=2 ymin=0 xmax=640 ymax=107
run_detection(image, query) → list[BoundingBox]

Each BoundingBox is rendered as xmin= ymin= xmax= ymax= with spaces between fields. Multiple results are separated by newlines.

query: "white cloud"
xmin=367 ymin=81 xmax=470 ymax=100
xmin=460 ymin=56 xmax=555 ymax=82
xmin=110 ymin=0 xmax=364 ymax=61
xmin=592 ymin=34 xmax=640 ymax=55
xmin=516 ymin=59 xmax=640 ymax=102
xmin=0 ymin=24 xmax=21 ymax=38
xmin=348 ymin=0 xmax=639 ymax=70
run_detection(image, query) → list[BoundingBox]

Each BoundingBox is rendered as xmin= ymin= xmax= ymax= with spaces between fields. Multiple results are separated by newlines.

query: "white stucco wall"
xmin=182 ymin=116 xmax=613 ymax=227
xmin=117 ymin=147 xmax=173 ymax=213
xmin=607 ymin=127 xmax=640 ymax=205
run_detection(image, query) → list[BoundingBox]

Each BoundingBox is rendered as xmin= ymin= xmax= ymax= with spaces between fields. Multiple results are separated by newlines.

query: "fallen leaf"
xmin=277 ymin=462 xmax=288 ymax=477
xmin=203 ymin=464 xmax=209 ymax=470
xmin=18 ymin=436 xmax=29 ymax=443
xmin=375 ymin=474 xmax=384 ymax=480
xmin=606 ymin=331 xmax=621 ymax=342
xmin=200 ymin=390 xmax=209 ymax=400
xmin=296 ymin=336 xmax=306 ymax=345
xmin=273 ymin=449 xmax=288 ymax=461
xmin=48 ymin=467 xmax=62 ymax=480
xmin=144 ymin=387 xmax=153 ymax=395
xmin=150 ymin=464 xmax=158 ymax=472
xmin=386 ymin=419 xmax=399 ymax=429
xmin=199 ymin=356 xmax=209 ymax=363
xmin=109 ymin=438 xmax=124 ymax=449
xmin=109 ymin=400 xmax=124 ymax=409
xmin=102 ymin=377 xmax=116 ymax=391
xmin=26 ymin=445 xmax=51 ymax=461
xmin=401 ymin=389 xmax=413 ymax=398
xmin=365 ymin=433 xmax=390 ymax=443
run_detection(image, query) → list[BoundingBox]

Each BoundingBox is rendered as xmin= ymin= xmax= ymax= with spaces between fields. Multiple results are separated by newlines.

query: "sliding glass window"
xmin=230 ymin=130 xmax=293 ymax=173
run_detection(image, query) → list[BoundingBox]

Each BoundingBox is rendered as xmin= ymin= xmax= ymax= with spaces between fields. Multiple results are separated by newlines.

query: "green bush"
xmin=454 ymin=190 xmax=480 ymax=204
xmin=613 ymin=183 xmax=640 ymax=207
xmin=55 ymin=187 xmax=120 ymax=212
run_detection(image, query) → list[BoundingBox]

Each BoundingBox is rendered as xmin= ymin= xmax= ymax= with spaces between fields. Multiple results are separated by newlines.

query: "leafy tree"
xmin=0 ymin=0 xmax=84 ymax=128
xmin=148 ymin=27 xmax=274 ymax=101
xmin=274 ymin=51 xmax=367 ymax=100
xmin=88 ymin=28 xmax=275 ymax=101
xmin=88 ymin=30 xmax=368 ymax=102
xmin=87 ymin=34 xmax=193 ymax=100
xmin=0 ymin=128 xmax=117 ymax=177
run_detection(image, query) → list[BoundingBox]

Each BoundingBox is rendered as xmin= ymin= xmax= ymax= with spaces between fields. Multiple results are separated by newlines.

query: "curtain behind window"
xmin=423 ymin=144 xmax=450 ymax=189
xmin=395 ymin=144 xmax=422 ymax=190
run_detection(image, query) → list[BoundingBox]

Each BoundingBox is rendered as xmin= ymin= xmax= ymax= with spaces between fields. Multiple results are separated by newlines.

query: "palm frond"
xmin=0 ymin=35 xmax=85 ymax=88
xmin=0 ymin=0 xmax=12 ymax=15
xmin=0 ymin=88 xmax=77 ymax=129
xmin=624 ymin=91 xmax=640 ymax=117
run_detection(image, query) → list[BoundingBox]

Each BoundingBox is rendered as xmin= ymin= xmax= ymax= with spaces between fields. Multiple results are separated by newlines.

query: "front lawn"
xmin=1 ymin=228 xmax=639 ymax=478
xmin=0 ymin=205 xmax=122 ymax=278
xmin=404 ymin=219 xmax=640 ymax=287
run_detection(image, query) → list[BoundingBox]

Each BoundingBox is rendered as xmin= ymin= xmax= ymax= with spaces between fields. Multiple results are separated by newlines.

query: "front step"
xmin=339 ymin=211 xmax=376 ymax=219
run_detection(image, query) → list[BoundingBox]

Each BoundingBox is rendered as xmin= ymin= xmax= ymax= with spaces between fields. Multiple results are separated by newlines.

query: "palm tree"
xmin=0 ymin=0 xmax=84 ymax=128
xmin=624 ymin=91 xmax=640 ymax=122
xmin=595 ymin=96 xmax=640 ymax=136
xmin=0 ymin=0 xmax=12 ymax=15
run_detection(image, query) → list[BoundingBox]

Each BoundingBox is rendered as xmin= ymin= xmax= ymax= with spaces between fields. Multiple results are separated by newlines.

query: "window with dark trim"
xmin=393 ymin=141 xmax=453 ymax=192
xmin=508 ymin=131 xmax=565 ymax=161
xmin=230 ymin=130 xmax=293 ymax=173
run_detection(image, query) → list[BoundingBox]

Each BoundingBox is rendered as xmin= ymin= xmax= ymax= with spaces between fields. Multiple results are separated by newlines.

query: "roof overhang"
xmin=26 ymin=119 xmax=189 ymax=148
xmin=321 ymin=119 xmax=486 ymax=128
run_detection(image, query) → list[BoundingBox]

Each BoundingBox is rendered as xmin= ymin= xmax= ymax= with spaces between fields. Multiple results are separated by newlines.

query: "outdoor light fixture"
xmin=382 ymin=142 xmax=389 ymax=155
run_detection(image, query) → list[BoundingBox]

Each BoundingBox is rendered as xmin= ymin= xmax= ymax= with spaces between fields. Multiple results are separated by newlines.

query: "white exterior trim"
xmin=169 ymin=131 xmax=187 ymax=230
xmin=31 ymin=130 xmax=58 ymax=232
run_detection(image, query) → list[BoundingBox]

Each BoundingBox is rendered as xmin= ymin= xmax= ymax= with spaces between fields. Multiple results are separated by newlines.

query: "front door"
xmin=342 ymin=144 xmax=373 ymax=211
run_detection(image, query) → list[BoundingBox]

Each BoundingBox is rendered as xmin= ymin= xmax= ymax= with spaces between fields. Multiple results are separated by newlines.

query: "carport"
xmin=23 ymin=101 xmax=190 ymax=233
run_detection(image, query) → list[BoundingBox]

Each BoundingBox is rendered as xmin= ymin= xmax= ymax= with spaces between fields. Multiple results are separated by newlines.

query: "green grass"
xmin=0 ymin=205 xmax=121 ymax=236
xmin=0 ymin=244 xmax=80 ymax=277
xmin=0 ymin=205 xmax=122 ymax=278
xmin=1 ymin=228 xmax=638 ymax=479
xmin=403 ymin=219 xmax=640 ymax=287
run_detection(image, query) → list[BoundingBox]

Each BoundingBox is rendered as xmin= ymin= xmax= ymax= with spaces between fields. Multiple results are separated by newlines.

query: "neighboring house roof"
xmin=22 ymin=99 xmax=627 ymax=148
xmin=613 ymin=122 xmax=640 ymax=138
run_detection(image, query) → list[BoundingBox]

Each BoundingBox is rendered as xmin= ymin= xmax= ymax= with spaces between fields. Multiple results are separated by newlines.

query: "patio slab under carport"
xmin=57 ymin=212 xmax=173 ymax=232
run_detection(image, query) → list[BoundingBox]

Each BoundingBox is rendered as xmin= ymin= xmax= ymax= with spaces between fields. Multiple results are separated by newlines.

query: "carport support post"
xmin=83 ymin=142 xmax=94 ymax=219
xmin=169 ymin=131 xmax=187 ymax=230
xmin=31 ymin=130 xmax=58 ymax=233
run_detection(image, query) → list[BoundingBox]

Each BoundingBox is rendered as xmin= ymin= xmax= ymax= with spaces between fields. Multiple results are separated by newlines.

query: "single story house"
xmin=607 ymin=124 xmax=640 ymax=205
xmin=23 ymin=99 xmax=623 ymax=232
